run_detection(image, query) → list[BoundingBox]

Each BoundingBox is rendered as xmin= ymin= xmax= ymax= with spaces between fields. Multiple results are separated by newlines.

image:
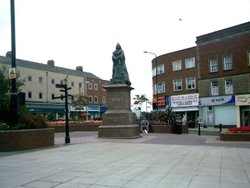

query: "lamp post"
xmin=144 ymin=51 xmax=159 ymax=111
xmin=10 ymin=0 xmax=18 ymax=126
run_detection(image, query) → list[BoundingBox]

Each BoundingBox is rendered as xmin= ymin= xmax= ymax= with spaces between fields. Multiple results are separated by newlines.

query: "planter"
xmin=0 ymin=128 xmax=55 ymax=151
xmin=220 ymin=132 xmax=250 ymax=141
xmin=150 ymin=124 xmax=188 ymax=134
xmin=51 ymin=124 xmax=100 ymax=132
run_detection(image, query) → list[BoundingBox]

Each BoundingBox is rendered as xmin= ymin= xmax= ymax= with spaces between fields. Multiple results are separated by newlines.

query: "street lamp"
xmin=144 ymin=51 xmax=159 ymax=111
xmin=10 ymin=0 xmax=18 ymax=126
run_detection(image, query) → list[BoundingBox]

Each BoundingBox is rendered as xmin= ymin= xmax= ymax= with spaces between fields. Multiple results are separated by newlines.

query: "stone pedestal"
xmin=98 ymin=84 xmax=140 ymax=138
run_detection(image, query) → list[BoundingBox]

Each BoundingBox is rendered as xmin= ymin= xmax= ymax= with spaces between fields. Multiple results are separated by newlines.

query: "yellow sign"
xmin=8 ymin=68 xmax=16 ymax=79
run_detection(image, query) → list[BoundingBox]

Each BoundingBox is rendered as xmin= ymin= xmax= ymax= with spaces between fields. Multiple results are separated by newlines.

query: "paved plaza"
xmin=1 ymin=130 xmax=250 ymax=188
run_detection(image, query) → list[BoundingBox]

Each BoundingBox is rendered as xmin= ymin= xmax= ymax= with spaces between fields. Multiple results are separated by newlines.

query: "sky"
xmin=0 ymin=0 xmax=249 ymax=110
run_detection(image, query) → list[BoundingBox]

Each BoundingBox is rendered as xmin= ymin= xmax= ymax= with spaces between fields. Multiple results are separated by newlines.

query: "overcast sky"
xmin=0 ymin=0 xmax=249 ymax=107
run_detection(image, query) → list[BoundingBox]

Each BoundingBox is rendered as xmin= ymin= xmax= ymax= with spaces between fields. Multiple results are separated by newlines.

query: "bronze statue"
xmin=110 ymin=43 xmax=131 ymax=85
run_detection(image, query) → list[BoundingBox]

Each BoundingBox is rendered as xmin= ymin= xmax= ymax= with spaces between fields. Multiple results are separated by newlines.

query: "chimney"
xmin=47 ymin=60 xmax=55 ymax=67
xmin=76 ymin=66 xmax=83 ymax=72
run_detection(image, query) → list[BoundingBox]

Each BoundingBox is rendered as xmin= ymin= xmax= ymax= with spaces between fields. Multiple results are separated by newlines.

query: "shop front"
xmin=199 ymin=95 xmax=236 ymax=127
xmin=170 ymin=93 xmax=199 ymax=127
xmin=235 ymin=94 xmax=250 ymax=127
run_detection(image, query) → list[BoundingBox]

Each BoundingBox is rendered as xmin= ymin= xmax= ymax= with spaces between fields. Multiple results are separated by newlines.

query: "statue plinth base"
xmin=98 ymin=84 xmax=140 ymax=138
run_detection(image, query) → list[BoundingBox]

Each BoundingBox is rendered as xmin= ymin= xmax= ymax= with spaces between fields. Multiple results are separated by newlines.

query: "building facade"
xmin=0 ymin=55 xmax=108 ymax=120
xmin=152 ymin=47 xmax=199 ymax=126
xmin=196 ymin=22 xmax=250 ymax=127
xmin=152 ymin=21 xmax=250 ymax=127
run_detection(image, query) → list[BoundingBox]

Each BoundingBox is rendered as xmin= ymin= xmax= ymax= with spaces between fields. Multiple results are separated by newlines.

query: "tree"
xmin=133 ymin=94 xmax=151 ymax=112
xmin=0 ymin=65 xmax=24 ymax=124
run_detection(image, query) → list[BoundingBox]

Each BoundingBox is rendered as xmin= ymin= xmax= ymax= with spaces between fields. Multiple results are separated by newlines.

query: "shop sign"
xmin=236 ymin=94 xmax=250 ymax=106
xmin=171 ymin=93 xmax=199 ymax=108
xmin=200 ymin=95 xmax=235 ymax=106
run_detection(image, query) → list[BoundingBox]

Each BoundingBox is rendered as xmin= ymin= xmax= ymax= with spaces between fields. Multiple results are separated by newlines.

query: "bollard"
xmin=198 ymin=123 xmax=201 ymax=136
xmin=219 ymin=124 xmax=222 ymax=133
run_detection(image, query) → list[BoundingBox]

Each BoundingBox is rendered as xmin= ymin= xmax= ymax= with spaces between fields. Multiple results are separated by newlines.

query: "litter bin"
xmin=173 ymin=121 xmax=182 ymax=134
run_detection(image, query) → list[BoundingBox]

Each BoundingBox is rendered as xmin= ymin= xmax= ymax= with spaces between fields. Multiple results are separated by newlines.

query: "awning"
xmin=172 ymin=107 xmax=199 ymax=112
xmin=26 ymin=103 xmax=65 ymax=113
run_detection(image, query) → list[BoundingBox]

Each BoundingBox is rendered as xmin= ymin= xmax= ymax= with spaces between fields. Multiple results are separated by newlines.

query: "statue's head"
xmin=116 ymin=43 xmax=121 ymax=50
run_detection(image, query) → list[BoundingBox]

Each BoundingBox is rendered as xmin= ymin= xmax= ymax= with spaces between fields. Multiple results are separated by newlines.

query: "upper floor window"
xmin=60 ymin=80 xmax=64 ymax=85
xmin=28 ymin=91 xmax=32 ymax=99
xmin=154 ymin=82 xmax=165 ymax=94
xmin=94 ymin=96 xmax=98 ymax=103
xmin=102 ymin=96 xmax=106 ymax=104
xmin=51 ymin=79 xmax=55 ymax=84
xmin=172 ymin=60 xmax=182 ymax=71
xmin=225 ymin=79 xmax=233 ymax=95
xmin=186 ymin=77 xmax=196 ymax=90
xmin=71 ymin=81 xmax=74 ymax=87
xmin=211 ymin=80 xmax=218 ymax=96
xmin=185 ymin=57 xmax=195 ymax=69
xmin=88 ymin=83 xmax=93 ymax=90
xmin=223 ymin=54 xmax=233 ymax=70
xmin=209 ymin=57 xmax=218 ymax=72
xmin=79 ymin=83 xmax=82 ymax=88
xmin=173 ymin=79 xmax=182 ymax=91
xmin=39 ymin=92 xmax=43 ymax=99
xmin=38 ymin=77 xmax=43 ymax=83
xmin=152 ymin=64 xmax=165 ymax=76
xmin=88 ymin=95 xmax=93 ymax=103
xmin=28 ymin=75 xmax=32 ymax=82
xmin=94 ymin=84 xmax=98 ymax=90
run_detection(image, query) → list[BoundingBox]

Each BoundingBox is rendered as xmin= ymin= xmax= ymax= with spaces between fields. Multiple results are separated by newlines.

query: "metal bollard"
xmin=219 ymin=124 xmax=222 ymax=133
xmin=198 ymin=123 xmax=201 ymax=136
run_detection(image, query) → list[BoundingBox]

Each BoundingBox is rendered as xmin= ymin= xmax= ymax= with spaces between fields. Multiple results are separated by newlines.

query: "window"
xmin=186 ymin=77 xmax=196 ymax=90
xmin=79 ymin=83 xmax=82 ymax=88
xmin=102 ymin=96 xmax=106 ymax=104
xmin=152 ymin=64 xmax=165 ymax=76
xmin=209 ymin=58 xmax=218 ymax=72
xmin=28 ymin=91 xmax=32 ymax=99
xmin=94 ymin=96 xmax=98 ymax=103
xmin=225 ymin=79 xmax=233 ymax=94
xmin=88 ymin=83 xmax=92 ymax=90
xmin=172 ymin=60 xmax=182 ymax=71
xmin=38 ymin=77 xmax=43 ymax=83
xmin=28 ymin=75 xmax=32 ymax=81
xmin=154 ymin=82 xmax=165 ymax=94
xmin=71 ymin=81 xmax=74 ymax=87
xmin=211 ymin=80 xmax=218 ymax=95
xmin=94 ymin=84 xmax=98 ymax=90
xmin=51 ymin=79 xmax=55 ymax=84
xmin=60 ymin=80 xmax=64 ymax=85
xmin=185 ymin=57 xmax=195 ymax=69
xmin=88 ymin=95 xmax=93 ymax=103
xmin=51 ymin=94 xmax=55 ymax=99
xmin=223 ymin=54 xmax=232 ymax=70
xmin=39 ymin=92 xmax=43 ymax=99
xmin=173 ymin=79 xmax=182 ymax=91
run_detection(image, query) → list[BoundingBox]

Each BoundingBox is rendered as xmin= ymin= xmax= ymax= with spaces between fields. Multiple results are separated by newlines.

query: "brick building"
xmin=152 ymin=21 xmax=250 ymax=127
xmin=0 ymin=54 xmax=108 ymax=120
xmin=196 ymin=21 xmax=250 ymax=127
xmin=152 ymin=47 xmax=198 ymax=125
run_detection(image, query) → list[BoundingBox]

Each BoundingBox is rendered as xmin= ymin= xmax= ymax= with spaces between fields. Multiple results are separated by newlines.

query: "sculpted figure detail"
xmin=111 ymin=43 xmax=131 ymax=85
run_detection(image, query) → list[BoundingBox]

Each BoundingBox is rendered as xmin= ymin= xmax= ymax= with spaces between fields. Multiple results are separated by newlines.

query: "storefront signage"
xmin=236 ymin=94 xmax=250 ymax=106
xmin=200 ymin=95 xmax=235 ymax=106
xmin=171 ymin=93 xmax=199 ymax=108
